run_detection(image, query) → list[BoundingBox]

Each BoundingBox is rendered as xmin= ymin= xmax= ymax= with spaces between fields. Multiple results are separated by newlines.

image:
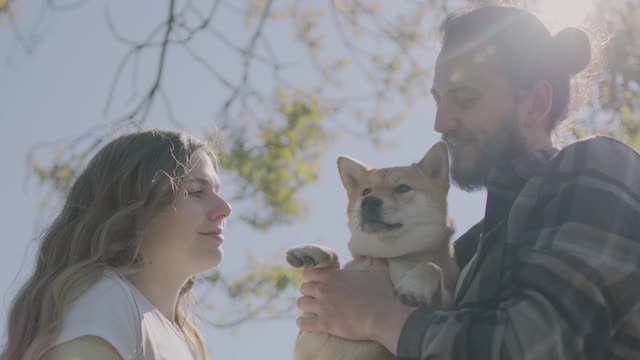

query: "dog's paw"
xmin=286 ymin=245 xmax=338 ymax=269
xmin=395 ymin=262 xmax=443 ymax=306
xmin=398 ymin=293 xmax=423 ymax=307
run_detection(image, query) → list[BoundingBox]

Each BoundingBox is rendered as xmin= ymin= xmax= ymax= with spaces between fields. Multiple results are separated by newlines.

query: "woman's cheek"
xmin=176 ymin=196 xmax=206 ymax=221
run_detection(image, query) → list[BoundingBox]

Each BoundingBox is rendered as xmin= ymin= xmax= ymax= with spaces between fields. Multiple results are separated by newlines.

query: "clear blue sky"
xmin=0 ymin=1 xmax=484 ymax=358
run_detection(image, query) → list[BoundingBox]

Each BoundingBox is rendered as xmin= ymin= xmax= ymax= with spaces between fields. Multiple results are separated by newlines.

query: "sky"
xmin=0 ymin=1 xmax=486 ymax=358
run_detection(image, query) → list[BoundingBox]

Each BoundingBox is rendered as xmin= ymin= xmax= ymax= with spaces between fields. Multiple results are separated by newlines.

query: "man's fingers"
xmin=299 ymin=281 xmax=321 ymax=298
xmin=296 ymin=295 xmax=321 ymax=314
xmin=302 ymin=267 xmax=333 ymax=282
xmin=369 ymin=257 xmax=389 ymax=271
xmin=297 ymin=313 xmax=324 ymax=333
xmin=296 ymin=295 xmax=326 ymax=333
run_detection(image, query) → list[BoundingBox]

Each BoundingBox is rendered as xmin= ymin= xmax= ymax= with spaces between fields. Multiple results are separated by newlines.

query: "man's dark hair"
xmin=440 ymin=5 xmax=595 ymax=130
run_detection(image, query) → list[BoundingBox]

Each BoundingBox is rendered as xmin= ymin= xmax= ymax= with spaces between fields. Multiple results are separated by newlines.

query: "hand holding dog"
xmin=296 ymin=257 xmax=416 ymax=353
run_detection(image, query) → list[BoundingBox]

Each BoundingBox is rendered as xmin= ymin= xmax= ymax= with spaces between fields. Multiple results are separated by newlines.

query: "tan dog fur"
xmin=286 ymin=142 xmax=459 ymax=360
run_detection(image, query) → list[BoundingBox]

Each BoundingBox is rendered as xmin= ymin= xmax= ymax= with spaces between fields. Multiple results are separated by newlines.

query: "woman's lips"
xmin=199 ymin=231 xmax=224 ymax=244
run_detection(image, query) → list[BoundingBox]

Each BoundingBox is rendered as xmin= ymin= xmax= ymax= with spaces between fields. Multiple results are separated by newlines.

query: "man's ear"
xmin=417 ymin=142 xmax=449 ymax=186
xmin=337 ymin=156 xmax=369 ymax=194
xmin=520 ymin=80 xmax=553 ymax=130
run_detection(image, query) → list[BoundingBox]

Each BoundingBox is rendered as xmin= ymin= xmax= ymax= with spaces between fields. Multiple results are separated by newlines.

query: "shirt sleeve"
xmin=398 ymin=137 xmax=640 ymax=359
xmin=39 ymin=274 xmax=140 ymax=360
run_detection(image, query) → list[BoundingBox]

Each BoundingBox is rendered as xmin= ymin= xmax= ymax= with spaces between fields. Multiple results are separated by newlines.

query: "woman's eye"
xmin=394 ymin=184 xmax=412 ymax=194
xmin=362 ymin=188 xmax=372 ymax=197
xmin=188 ymin=190 xmax=204 ymax=197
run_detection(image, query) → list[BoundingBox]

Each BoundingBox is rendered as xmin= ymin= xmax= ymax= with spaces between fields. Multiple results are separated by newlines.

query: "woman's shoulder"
xmin=42 ymin=271 xmax=141 ymax=360
xmin=74 ymin=272 xmax=136 ymax=304
xmin=65 ymin=271 xmax=141 ymax=331
xmin=39 ymin=335 xmax=123 ymax=360
xmin=62 ymin=272 xmax=140 ymax=320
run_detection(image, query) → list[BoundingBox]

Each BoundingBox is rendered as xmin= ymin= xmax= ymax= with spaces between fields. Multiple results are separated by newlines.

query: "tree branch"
xmin=119 ymin=0 xmax=177 ymax=124
xmin=181 ymin=44 xmax=235 ymax=89
xmin=220 ymin=0 xmax=274 ymax=126
xmin=47 ymin=0 xmax=88 ymax=11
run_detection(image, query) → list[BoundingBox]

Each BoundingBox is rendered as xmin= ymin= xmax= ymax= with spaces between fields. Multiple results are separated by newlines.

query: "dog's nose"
xmin=361 ymin=196 xmax=383 ymax=211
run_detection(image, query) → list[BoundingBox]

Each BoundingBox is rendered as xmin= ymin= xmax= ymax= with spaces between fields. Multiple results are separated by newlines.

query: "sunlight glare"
xmin=536 ymin=0 xmax=595 ymax=29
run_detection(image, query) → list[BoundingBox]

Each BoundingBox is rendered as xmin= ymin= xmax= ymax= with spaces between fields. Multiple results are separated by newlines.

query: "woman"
xmin=1 ymin=129 xmax=232 ymax=360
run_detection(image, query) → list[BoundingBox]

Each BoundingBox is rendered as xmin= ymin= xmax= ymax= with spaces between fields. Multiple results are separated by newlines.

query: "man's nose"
xmin=433 ymin=105 xmax=458 ymax=134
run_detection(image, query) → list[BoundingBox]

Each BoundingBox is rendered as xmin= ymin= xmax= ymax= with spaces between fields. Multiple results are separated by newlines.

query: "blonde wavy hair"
xmin=1 ymin=129 xmax=217 ymax=360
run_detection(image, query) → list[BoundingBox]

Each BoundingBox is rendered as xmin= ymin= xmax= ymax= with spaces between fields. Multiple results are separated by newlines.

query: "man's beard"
xmin=443 ymin=114 xmax=527 ymax=192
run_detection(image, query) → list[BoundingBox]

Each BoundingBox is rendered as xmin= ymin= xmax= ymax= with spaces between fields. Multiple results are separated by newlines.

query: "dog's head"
xmin=338 ymin=142 xmax=450 ymax=258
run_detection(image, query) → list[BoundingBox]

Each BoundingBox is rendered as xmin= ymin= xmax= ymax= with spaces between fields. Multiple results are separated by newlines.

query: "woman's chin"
xmin=209 ymin=249 xmax=224 ymax=268
xmin=193 ymin=248 xmax=223 ymax=272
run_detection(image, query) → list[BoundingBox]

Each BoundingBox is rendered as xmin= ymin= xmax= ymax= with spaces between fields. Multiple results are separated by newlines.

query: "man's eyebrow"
xmin=447 ymin=84 xmax=476 ymax=94
xmin=431 ymin=84 xmax=478 ymax=101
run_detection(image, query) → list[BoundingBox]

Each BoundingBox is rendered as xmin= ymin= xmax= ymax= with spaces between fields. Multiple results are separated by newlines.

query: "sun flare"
xmin=535 ymin=0 xmax=595 ymax=29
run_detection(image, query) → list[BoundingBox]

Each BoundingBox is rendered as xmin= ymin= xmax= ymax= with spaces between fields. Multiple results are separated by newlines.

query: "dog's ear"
xmin=418 ymin=141 xmax=449 ymax=186
xmin=337 ymin=156 xmax=369 ymax=194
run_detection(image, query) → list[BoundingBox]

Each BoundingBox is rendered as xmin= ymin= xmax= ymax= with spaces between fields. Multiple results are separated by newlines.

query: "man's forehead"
xmin=433 ymin=45 xmax=498 ymax=88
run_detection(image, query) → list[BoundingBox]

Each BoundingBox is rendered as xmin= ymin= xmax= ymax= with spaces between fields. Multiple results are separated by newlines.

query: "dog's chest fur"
xmin=346 ymin=248 xmax=456 ymax=309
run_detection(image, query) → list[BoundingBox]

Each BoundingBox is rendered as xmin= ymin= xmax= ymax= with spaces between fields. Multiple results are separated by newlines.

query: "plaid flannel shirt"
xmin=397 ymin=136 xmax=640 ymax=359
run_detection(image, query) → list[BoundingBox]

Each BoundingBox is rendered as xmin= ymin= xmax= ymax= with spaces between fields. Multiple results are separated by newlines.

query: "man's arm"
xmin=299 ymin=137 xmax=640 ymax=359
xmin=384 ymin=137 xmax=640 ymax=359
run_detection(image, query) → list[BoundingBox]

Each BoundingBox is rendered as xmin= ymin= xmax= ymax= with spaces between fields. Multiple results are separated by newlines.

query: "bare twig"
xmin=105 ymin=6 xmax=167 ymax=47
xmin=219 ymin=0 xmax=274 ymax=126
xmin=119 ymin=0 xmax=177 ymax=124
xmin=181 ymin=44 xmax=235 ymax=89
xmin=353 ymin=0 xmax=423 ymax=70
xmin=173 ymin=0 xmax=221 ymax=44
xmin=47 ymin=0 xmax=89 ymax=11
xmin=7 ymin=12 xmax=35 ymax=54
xmin=158 ymin=86 xmax=183 ymax=128
xmin=205 ymin=25 xmax=277 ymax=66
xmin=328 ymin=0 xmax=378 ymax=83
xmin=103 ymin=3 xmax=169 ymax=115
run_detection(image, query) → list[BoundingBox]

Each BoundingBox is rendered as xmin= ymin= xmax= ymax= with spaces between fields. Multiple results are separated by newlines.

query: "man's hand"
xmin=296 ymin=258 xmax=416 ymax=353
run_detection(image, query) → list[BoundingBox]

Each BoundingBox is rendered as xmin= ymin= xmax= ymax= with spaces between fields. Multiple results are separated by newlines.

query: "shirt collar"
xmin=482 ymin=146 xmax=559 ymax=229
xmin=487 ymin=146 xmax=559 ymax=193
xmin=511 ymin=146 xmax=559 ymax=179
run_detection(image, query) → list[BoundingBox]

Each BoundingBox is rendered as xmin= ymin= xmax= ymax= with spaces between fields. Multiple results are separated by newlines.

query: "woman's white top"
xmin=37 ymin=272 xmax=197 ymax=360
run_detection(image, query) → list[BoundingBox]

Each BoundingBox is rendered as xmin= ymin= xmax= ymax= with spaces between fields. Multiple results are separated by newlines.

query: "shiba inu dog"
xmin=286 ymin=141 xmax=459 ymax=360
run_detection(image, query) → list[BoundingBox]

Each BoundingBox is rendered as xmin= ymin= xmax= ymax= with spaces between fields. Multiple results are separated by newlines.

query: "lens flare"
xmin=535 ymin=0 xmax=595 ymax=29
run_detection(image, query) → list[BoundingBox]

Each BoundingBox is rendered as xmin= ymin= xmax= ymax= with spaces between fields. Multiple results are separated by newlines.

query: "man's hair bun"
xmin=551 ymin=27 xmax=592 ymax=76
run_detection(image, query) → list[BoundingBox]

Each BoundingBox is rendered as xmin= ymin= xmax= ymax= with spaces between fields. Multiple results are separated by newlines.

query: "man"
xmin=296 ymin=5 xmax=640 ymax=359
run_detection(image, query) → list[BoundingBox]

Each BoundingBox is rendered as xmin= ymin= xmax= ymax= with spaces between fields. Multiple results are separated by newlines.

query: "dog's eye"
xmin=394 ymin=184 xmax=412 ymax=194
xmin=362 ymin=188 xmax=372 ymax=197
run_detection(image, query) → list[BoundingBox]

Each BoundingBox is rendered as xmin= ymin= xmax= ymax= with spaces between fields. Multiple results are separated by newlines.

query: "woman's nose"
xmin=209 ymin=194 xmax=232 ymax=221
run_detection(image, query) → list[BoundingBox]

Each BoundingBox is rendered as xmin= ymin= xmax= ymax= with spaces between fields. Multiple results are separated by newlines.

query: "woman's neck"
xmin=127 ymin=267 xmax=188 ymax=324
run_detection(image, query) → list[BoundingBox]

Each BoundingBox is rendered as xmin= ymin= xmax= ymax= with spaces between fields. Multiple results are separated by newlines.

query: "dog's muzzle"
xmin=360 ymin=196 xmax=402 ymax=233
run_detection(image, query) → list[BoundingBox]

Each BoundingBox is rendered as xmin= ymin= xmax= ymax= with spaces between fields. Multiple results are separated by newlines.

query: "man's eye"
xmin=455 ymin=97 xmax=478 ymax=109
xmin=394 ymin=184 xmax=412 ymax=194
